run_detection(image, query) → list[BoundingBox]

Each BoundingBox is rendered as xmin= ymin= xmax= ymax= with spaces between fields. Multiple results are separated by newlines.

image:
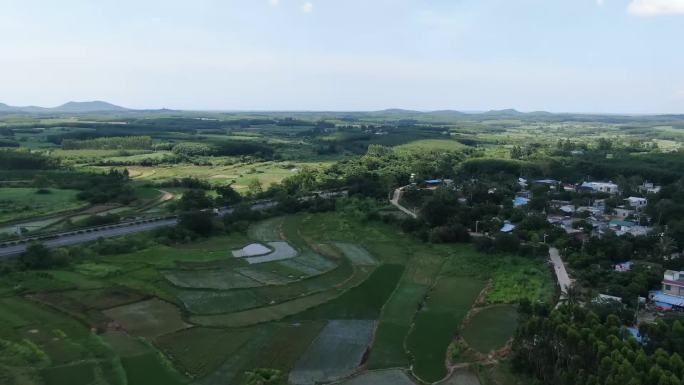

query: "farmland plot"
xmin=236 ymin=267 xmax=295 ymax=285
xmin=164 ymin=269 xmax=262 ymax=290
xmin=289 ymin=320 xmax=376 ymax=385
xmin=406 ymin=276 xmax=485 ymax=383
xmin=340 ymin=369 xmax=416 ymax=385
xmin=177 ymin=289 xmax=266 ymax=315
xmin=103 ymin=298 xmax=190 ymax=338
xmin=333 ymin=243 xmax=378 ymax=265
xmin=246 ymin=241 xmax=298 ymax=264
xmin=231 ymin=243 xmax=271 ymax=258
xmin=248 ymin=217 xmax=284 ymax=241
xmin=462 ymin=305 xmax=518 ymax=354
xmin=279 ymin=250 xmax=338 ymax=277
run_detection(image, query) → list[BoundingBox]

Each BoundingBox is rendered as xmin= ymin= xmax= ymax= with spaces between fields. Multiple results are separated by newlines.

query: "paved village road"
xmin=550 ymin=246 xmax=571 ymax=296
xmin=390 ymin=187 xmax=418 ymax=219
xmin=388 ymin=188 xmax=572 ymax=301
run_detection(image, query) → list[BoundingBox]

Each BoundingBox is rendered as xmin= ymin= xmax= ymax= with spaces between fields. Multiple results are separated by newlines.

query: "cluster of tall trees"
xmin=61 ymin=136 xmax=153 ymax=150
xmin=0 ymin=150 xmax=59 ymax=170
xmin=170 ymin=141 xmax=275 ymax=159
xmin=513 ymin=304 xmax=684 ymax=385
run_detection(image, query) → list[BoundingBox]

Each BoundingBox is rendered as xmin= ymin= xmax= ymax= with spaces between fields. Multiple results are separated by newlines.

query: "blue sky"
xmin=0 ymin=0 xmax=683 ymax=113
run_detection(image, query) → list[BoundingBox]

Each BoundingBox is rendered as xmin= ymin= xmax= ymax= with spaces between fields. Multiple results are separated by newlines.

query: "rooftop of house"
xmin=582 ymin=181 xmax=618 ymax=186
xmin=500 ymin=223 xmax=516 ymax=233
xmin=609 ymin=219 xmax=636 ymax=227
xmin=664 ymin=270 xmax=684 ymax=282
xmin=651 ymin=290 xmax=684 ymax=308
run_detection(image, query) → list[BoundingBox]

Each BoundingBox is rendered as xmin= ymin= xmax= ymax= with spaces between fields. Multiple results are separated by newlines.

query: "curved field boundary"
xmin=332 ymin=243 xmax=378 ymax=266
xmin=246 ymin=241 xmax=297 ymax=264
xmin=461 ymin=304 xmax=518 ymax=354
xmin=188 ymin=266 xmax=374 ymax=327
xmin=164 ymin=269 xmax=263 ymax=290
xmin=236 ymin=267 xmax=296 ymax=285
xmin=102 ymin=298 xmax=191 ymax=338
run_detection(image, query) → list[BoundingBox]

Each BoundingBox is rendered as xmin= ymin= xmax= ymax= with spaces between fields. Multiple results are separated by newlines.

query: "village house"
xmin=613 ymin=207 xmax=635 ymax=220
xmin=625 ymin=196 xmax=648 ymax=210
xmin=580 ymin=181 xmax=620 ymax=194
xmin=639 ymin=182 xmax=662 ymax=194
xmin=614 ymin=261 xmax=633 ymax=272
xmin=650 ymin=271 xmax=684 ymax=311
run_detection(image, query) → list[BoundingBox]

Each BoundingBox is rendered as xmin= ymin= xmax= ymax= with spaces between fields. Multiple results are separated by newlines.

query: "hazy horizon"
xmin=1 ymin=0 xmax=683 ymax=114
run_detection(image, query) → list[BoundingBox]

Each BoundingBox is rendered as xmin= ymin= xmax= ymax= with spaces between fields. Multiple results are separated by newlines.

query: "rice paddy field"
xmin=0 ymin=212 xmax=553 ymax=385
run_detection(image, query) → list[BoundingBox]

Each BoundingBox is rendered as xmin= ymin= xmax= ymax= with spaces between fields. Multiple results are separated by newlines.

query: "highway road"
xmin=0 ymin=219 xmax=179 ymax=259
xmin=0 ymin=200 xmax=279 ymax=259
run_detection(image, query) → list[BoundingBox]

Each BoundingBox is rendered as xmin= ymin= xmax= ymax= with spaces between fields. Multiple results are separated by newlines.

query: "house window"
xmin=666 ymin=284 xmax=672 ymax=291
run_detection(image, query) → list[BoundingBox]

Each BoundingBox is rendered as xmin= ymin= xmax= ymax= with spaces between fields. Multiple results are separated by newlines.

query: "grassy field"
xmin=406 ymin=276 xmax=486 ymax=383
xmin=109 ymin=160 xmax=331 ymax=191
xmin=368 ymin=254 xmax=444 ymax=369
xmin=0 ymin=187 xmax=85 ymax=224
xmin=395 ymin=139 xmax=467 ymax=153
xmin=462 ymin=305 xmax=518 ymax=354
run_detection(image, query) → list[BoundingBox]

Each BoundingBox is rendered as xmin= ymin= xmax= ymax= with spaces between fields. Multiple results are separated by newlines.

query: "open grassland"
xmin=0 ymin=187 xmax=85 ymax=224
xmin=462 ymin=305 xmax=518 ymax=354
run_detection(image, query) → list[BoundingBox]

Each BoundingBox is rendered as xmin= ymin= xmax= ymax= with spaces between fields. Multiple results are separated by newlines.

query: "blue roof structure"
xmin=425 ymin=179 xmax=443 ymax=185
xmin=534 ymin=179 xmax=559 ymax=185
xmin=513 ymin=197 xmax=530 ymax=207
xmin=651 ymin=291 xmax=684 ymax=308
xmin=500 ymin=223 xmax=516 ymax=233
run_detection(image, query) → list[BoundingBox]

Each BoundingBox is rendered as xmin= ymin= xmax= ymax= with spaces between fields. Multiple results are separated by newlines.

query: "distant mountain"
xmin=483 ymin=108 xmax=523 ymax=116
xmin=0 ymin=103 xmax=48 ymax=113
xmin=430 ymin=110 xmax=467 ymax=117
xmin=53 ymin=101 xmax=129 ymax=112
xmin=376 ymin=108 xmax=423 ymax=114
xmin=0 ymin=100 xmax=129 ymax=113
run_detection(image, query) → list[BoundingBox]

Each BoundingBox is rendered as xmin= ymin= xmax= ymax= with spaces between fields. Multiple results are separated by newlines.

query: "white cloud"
xmin=269 ymin=0 xmax=280 ymax=6
xmin=301 ymin=2 xmax=313 ymax=13
xmin=628 ymin=0 xmax=684 ymax=16
xmin=596 ymin=0 xmax=605 ymax=6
